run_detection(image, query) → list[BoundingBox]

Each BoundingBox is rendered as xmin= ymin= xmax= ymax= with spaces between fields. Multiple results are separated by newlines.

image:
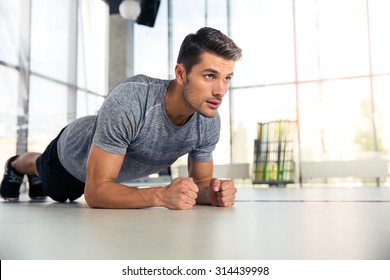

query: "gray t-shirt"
xmin=57 ymin=74 xmax=220 ymax=183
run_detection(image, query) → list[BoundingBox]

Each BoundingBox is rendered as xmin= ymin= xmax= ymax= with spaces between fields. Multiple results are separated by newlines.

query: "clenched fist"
xmin=160 ymin=177 xmax=199 ymax=210
xmin=209 ymin=178 xmax=237 ymax=207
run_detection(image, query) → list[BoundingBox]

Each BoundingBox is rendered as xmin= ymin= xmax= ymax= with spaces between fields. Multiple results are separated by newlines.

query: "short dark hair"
xmin=177 ymin=27 xmax=242 ymax=74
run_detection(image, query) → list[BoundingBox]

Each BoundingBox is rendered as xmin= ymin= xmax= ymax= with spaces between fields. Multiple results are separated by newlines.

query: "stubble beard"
xmin=183 ymin=81 xmax=219 ymax=119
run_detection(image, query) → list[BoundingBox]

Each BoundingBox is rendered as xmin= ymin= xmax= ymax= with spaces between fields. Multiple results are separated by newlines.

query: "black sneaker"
xmin=0 ymin=156 xmax=24 ymax=201
xmin=27 ymin=174 xmax=46 ymax=200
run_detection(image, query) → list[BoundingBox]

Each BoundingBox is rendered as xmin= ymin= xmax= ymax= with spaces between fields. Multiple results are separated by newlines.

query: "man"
xmin=0 ymin=27 xmax=242 ymax=210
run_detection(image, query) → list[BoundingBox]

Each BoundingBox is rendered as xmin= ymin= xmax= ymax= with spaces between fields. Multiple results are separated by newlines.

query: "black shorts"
xmin=36 ymin=128 xmax=85 ymax=202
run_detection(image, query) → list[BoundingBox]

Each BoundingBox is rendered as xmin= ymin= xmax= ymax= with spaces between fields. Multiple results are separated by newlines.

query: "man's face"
xmin=182 ymin=52 xmax=235 ymax=118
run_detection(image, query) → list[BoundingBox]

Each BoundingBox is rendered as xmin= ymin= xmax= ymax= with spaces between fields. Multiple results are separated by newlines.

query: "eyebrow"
xmin=202 ymin=68 xmax=234 ymax=76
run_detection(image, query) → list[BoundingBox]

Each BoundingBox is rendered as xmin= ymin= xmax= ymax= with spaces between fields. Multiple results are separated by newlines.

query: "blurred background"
xmin=1 ymin=0 xmax=389 ymax=187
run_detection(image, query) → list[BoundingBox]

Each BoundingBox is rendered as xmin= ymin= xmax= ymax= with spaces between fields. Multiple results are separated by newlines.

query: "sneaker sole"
xmin=29 ymin=196 xmax=47 ymax=201
xmin=1 ymin=195 xmax=19 ymax=202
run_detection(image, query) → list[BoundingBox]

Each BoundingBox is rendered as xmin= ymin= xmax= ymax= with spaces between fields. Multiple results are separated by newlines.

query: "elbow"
xmin=84 ymin=182 xmax=100 ymax=208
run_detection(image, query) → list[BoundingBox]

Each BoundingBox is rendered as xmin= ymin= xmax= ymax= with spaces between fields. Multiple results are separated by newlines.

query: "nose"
xmin=212 ymin=79 xmax=228 ymax=98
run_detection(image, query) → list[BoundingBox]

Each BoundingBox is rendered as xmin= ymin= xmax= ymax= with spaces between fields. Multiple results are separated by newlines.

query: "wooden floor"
xmin=1 ymin=186 xmax=390 ymax=260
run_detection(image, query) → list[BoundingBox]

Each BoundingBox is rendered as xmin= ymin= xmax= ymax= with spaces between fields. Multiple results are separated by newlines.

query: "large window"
xmin=0 ymin=0 xmax=22 ymax=166
xmin=293 ymin=0 xmax=389 ymax=186
xmin=0 ymin=66 xmax=18 ymax=165
xmin=132 ymin=0 xmax=390 ymax=186
xmin=1 ymin=0 xmax=389 ymax=186
xmin=0 ymin=0 xmax=107 ymax=166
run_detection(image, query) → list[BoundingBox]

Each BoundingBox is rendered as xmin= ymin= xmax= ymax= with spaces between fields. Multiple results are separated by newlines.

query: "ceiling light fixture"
xmin=119 ymin=0 xmax=141 ymax=21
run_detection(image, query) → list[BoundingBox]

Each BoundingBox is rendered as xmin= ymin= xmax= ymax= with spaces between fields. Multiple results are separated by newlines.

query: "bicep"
xmin=86 ymin=144 xmax=125 ymax=187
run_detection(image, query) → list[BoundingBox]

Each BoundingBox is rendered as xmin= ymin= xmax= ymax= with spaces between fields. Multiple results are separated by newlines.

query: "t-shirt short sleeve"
xmin=189 ymin=114 xmax=220 ymax=162
xmin=92 ymin=83 xmax=141 ymax=155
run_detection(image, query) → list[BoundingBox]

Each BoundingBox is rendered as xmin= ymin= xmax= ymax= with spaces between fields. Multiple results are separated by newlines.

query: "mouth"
xmin=206 ymin=99 xmax=221 ymax=109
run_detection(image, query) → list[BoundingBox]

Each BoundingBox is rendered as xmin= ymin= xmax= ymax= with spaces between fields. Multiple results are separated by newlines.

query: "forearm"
xmin=195 ymin=180 xmax=212 ymax=205
xmin=84 ymin=180 xmax=164 ymax=209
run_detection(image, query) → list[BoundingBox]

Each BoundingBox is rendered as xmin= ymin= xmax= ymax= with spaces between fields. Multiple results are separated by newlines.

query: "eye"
xmin=205 ymin=74 xmax=215 ymax=79
xmin=224 ymin=76 xmax=232 ymax=82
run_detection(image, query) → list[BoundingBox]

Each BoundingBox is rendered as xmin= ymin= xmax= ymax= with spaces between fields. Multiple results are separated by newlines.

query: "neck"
xmin=165 ymin=80 xmax=194 ymax=126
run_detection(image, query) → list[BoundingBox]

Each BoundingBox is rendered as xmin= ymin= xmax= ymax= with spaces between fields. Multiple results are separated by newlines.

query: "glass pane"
xmin=0 ymin=0 xmax=21 ymax=65
xmin=28 ymin=75 xmax=69 ymax=152
xmin=230 ymin=0 xmax=295 ymax=86
xmin=0 ymin=66 xmax=18 ymax=165
xmin=206 ymin=0 xmax=227 ymax=31
xmin=171 ymin=0 xmax=205 ymax=69
xmin=77 ymin=90 xmax=104 ymax=118
xmin=315 ymin=0 xmax=369 ymax=79
xmin=295 ymin=0 xmax=321 ymax=81
xmin=134 ymin=0 xmax=168 ymax=79
xmin=231 ymin=85 xmax=297 ymax=164
xmin=78 ymin=0 xmax=109 ymax=94
xmin=30 ymin=0 xmax=70 ymax=82
xmin=296 ymin=83 xmax=324 ymax=160
xmin=373 ymin=76 xmax=390 ymax=186
xmin=368 ymin=0 xmax=390 ymax=74
xmin=373 ymin=76 xmax=390 ymax=158
xmin=299 ymin=78 xmax=373 ymax=161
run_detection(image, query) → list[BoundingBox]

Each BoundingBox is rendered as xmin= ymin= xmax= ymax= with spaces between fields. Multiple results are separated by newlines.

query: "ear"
xmin=175 ymin=64 xmax=186 ymax=85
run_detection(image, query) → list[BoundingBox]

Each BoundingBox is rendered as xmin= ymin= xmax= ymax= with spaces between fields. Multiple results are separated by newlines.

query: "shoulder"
xmin=120 ymin=74 xmax=168 ymax=87
xmin=107 ymin=75 xmax=169 ymax=100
